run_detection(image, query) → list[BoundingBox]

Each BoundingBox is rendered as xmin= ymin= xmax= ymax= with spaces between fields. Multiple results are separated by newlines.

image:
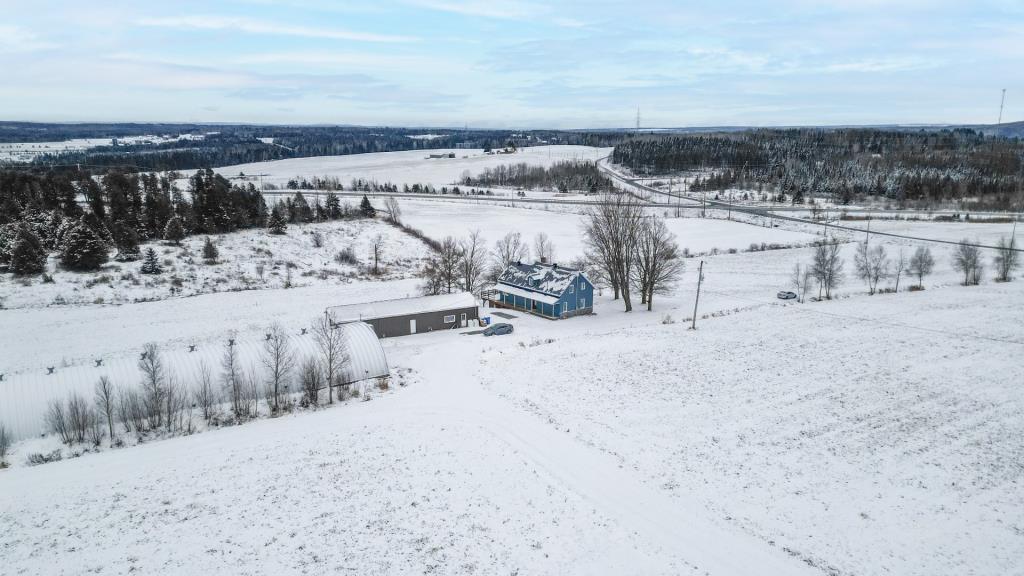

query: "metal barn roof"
xmin=326 ymin=292 xmax=478 ymax=323
xmin=497 ymin=262 xmax=582 ymax=297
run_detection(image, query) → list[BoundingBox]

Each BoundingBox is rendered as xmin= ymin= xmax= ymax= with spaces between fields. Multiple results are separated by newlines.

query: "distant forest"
xmin=461 ymin=160 xmax=616 ymax=193
xmin=612 ymin=129 xmax=1024 ymax=210
xmin=0 ymin=123 xmax=626 ymax=173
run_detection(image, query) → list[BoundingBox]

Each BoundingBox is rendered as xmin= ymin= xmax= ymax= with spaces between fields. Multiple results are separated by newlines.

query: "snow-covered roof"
xmin=0 ymin=322 xmax=388 ymax=441
xmin=497 ymin=262 xmax=581 ymax=297
xmin=493 ymin=283 xmax=560 ymax=305
xmin=336 ymin=321 xmax=389 ymax=386
xmin=326 ymin=292 xmax=478 ymax=323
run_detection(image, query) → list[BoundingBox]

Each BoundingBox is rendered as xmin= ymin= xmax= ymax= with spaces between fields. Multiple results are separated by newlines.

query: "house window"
xmin=579 ymin=281 xmax=585 ymax=291
xmin=443 ymin=314 xmax=455 ymax=323
xmin=580 ymin=299 xmax=587 ymax=308
xmin=568 ymin=285 xmax=574 ymax=294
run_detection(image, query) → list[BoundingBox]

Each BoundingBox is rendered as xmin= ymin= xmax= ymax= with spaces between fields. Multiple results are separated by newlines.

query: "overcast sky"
xmin=1 ymin=0 xmax=1022 ymax=128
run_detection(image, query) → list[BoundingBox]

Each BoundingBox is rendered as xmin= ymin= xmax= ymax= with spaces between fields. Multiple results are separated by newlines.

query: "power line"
xmin=698 ymin=288 xmax=1024 ymax=347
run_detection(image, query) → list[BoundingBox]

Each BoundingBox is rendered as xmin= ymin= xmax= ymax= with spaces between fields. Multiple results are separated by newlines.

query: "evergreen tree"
xmin=140 ymin=247 xmax=162 ymax=274
xmin=163 ymin=216 xmax=185 ymax=245
xmin=60 ymin=220 xmax=109 ymax=271
xmin=202 ymin=236 xmax=219 ymax=263
xmin=111 ymin=222 xmax=141 ymax=262
xmin=9 ymin=225 xmax=47 ymax=275
xmin=268 ymin=205 xmax=287 ymax=235
xmin=291 ymin=192 xmax=313 ymax=223
xmin=325 ymin=192 xmax=341 ymax=219
xmin=360 ymin=195 xmax=376 ymax=218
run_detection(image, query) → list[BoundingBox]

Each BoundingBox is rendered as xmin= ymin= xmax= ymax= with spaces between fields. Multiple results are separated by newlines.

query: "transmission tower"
xmin=998 ymin=89 xmax=1006 ymax=125
xmin=635 ymin=107 xmax=641 ymax=134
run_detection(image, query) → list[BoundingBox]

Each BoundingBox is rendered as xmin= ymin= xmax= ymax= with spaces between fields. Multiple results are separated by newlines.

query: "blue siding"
xmin=496 ymin=272 xmax=594 ymax=319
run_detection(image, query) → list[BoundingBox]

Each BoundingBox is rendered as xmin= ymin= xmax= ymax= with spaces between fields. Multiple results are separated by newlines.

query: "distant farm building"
xmin=492 ymin=262 xmax=593 ymax=319
xmin=426 ymin=152 xmax=456 ymax=159
xmin=327 ymin=292 xmax=479 ymax=338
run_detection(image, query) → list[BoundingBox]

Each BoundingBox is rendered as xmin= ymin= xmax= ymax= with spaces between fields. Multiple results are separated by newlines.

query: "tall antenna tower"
xmin=635 ymin=107 xmax=641 ymax=134
xmin=998 ymin=89 xmax=1007 ymax=125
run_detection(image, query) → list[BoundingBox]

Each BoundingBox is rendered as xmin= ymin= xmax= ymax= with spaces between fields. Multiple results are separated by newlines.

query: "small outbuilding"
xmin=492 ymin=261 xmax=594 ymax=319
xmin=326 ymin=292 xmax=479 ymax=338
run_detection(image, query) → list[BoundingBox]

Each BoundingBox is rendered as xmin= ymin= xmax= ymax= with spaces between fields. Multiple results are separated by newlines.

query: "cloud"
xmin=407 ymin=0 xmax=586 ymax=26
xmin=136 ymin=15 xmax=416 ymax=43
xmin=0 ymin=25 xmax=59 ymax=54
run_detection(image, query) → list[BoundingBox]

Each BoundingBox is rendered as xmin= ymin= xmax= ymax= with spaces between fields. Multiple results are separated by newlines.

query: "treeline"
xmin=3 ymin=123 xmax=628 ymax=173
xmin=0 ymin=166 xmax=378 ymax=275
xmin=461 ymin=160 xmax=615 ymax=193
xmin=612 ymin=129 xmax=1024 ymax=210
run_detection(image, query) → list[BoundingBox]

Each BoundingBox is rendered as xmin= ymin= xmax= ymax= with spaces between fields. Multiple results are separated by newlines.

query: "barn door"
xmin=460 ymin=313 xmax=467 ymax=327
xmin=410 ymin=319 xmax=417 ymax=334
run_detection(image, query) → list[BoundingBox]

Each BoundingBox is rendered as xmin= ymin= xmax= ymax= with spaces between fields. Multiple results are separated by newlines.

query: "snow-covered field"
xmin=2 ymin=277 xmax=1021 ymax=575
xmin=204 ymin=145 xmax=611 ymax=189
xmin=0 ymin=217 xmax=427 ymax=309
xmin=2 ymin=147 xmax=1023 ymax=575
xmin=399 ymin=199 xmax=818 ymax=261
xmin=0 ymin=134 xmax=205 ymax=162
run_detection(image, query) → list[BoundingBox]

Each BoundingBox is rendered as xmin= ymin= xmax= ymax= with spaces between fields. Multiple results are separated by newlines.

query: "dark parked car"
xmin=483 ymin=323 xmax=514 ymax=336
xmin=777 ymin=291 xmax=798 ymax=300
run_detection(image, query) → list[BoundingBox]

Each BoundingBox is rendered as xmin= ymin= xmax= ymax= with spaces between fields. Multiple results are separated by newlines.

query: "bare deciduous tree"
xmin=854 ymin=241 xmax=889 ymax=295
xmin=791 ymin=263 xmax=813 ymax=303
xmin=300 ymin=357 xmax=322 ymax=406
xmin=222 ymin=334 xmax=245 ymax=418
xmin=370 ymin=233 xmax=385 ymax=275
xmin=952 ymin=239 xmax=983 ymax=285
xmin=421 ymin=235 xmax=463 ymax=295
xmin=312 ymin=314 xmax=349 ymax=404
xmin=195 ymin=361 xmax=217 ymax=421
xmin=94 ymin=376 xmax=116 ymax=442
xmin=810 ymin=237 xmax=844 ymax=299
xmin=66 ymin=393 xmax=93 ymax=445
xmin=138 ymin=343 xmax=167 ymax=429
xmin=0 ymin=421 xmax=10 ymax=466
xmin=892 ymin=247 xmax=907 ymax=292
xmin=582 ymin=194 xmax=645 ymax=311
xmin=993 ymin=235 xmax=1020 ymax=282
xmin=491 ymin=231 xmax=529 ymax=281
xmin=460 ymin=229 xmax=488 ymax=296
xmin=47 ymin=399 xmax=71 ymax=444
xmin=909 ymin=245 xmax=935 ymax=289
xmin=533 ymin=232 xmax=555 ymax=263
xmin=631 ymin=216 xmax=684 ymax=311
xmin=383 ymin=196 xmax=402 ymax=225
xmin=262 ymin=323 xmax=296 ymax=414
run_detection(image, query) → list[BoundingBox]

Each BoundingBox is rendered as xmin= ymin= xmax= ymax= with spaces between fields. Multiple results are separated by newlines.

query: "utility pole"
xmin=690 ymin=260 xmax=705 ymax=330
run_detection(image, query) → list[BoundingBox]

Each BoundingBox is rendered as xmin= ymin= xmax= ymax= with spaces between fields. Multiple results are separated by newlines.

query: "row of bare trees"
xmin=41 ymin=316 xmax=356 ymax=450
xmin=799 ymin=233 xmax=1018 ymax=300
xmin=422 ymin=229 xmax=559 ymax=296
xmin=581 ymin=194 xmax=684 ymax=311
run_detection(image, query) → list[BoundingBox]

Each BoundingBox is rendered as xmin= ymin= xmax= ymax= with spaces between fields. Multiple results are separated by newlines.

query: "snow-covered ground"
xmin=2 ymin=278 xmax=1020 ymax=575
xmin=0 ymin=134 xmax=205 ymax=162
xmin=204 ymin=145 xmax=611 ymax=189
xmin=3 ymin=147 xmax=1023 ymax=575
xmin=0 ymin=217 xmax=427 ymax=309
xmin=399 ymin=199 xmax=818 ymax=261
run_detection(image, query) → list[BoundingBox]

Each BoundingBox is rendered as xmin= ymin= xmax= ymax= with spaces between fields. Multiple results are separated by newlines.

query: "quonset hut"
xmin=0 ymin=321 xmax=388 ymax=441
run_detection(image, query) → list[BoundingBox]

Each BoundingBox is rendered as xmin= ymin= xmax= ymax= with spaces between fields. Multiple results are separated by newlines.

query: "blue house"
xmin=493 ymin=262 xmax=594 ymax=319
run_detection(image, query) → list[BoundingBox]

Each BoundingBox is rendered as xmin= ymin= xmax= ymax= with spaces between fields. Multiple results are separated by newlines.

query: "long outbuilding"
xmin=326 ymin=292 xmax=479 ymax=338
